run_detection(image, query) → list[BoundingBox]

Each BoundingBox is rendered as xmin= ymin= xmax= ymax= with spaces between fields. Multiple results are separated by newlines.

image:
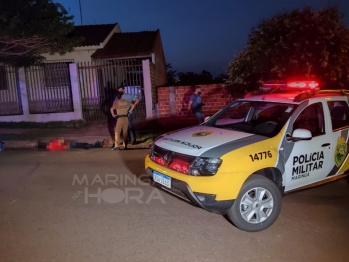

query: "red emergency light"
xmin=246 ymin=79 xmax=321 ymax=98
xmin=286 ymin=80 xmax=319 ymax=89
xmin=261 ymin=81 xmax=287 ymax=91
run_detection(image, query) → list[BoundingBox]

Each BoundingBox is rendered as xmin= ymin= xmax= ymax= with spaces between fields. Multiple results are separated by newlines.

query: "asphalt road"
xmin=0 ymin=148 xmax=348 ymax=262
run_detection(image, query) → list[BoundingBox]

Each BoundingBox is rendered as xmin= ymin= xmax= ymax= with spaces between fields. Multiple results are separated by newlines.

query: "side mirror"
xmin=286 ymin=128 xmax=312 ymax=142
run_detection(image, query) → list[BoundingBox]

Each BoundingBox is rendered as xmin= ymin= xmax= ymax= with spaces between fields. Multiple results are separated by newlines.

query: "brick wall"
xmin=157 ymin=84 xmax=235 ymax=124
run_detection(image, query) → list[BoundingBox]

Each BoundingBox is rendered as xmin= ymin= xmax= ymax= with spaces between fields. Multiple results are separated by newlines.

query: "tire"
xmin=227 ymin=174 xmax=282 ymax=232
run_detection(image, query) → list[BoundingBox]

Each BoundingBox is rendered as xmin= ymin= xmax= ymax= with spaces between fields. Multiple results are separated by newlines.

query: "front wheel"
xmin=227 ymin=175 xmax=282 ymax=232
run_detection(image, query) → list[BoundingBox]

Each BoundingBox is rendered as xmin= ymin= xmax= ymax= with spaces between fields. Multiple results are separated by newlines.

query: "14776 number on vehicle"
xmin=249 ymin=151 xmax=272 ymax=162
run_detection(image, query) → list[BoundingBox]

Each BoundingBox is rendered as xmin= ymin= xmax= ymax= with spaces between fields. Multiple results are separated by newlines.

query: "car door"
xmin=284 ymin=101 xmax=332 ymax=191
xmin=325 ymin=100 xmax=349 ymax=177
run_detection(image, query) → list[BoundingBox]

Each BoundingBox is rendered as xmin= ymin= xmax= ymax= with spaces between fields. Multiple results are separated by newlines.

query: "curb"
xmin=1 ymin=136 xmax=152 ymax=150
xmin=2 ymin=140 xmax=38 ymax=149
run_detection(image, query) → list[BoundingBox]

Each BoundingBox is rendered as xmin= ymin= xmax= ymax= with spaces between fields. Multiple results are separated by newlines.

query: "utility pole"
xmin=79 ymin=0 xmax=83 ymax=25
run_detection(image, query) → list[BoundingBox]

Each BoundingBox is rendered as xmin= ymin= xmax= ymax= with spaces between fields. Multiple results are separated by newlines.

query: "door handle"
xmin=322 ymin=143 xmax=330 ymax=147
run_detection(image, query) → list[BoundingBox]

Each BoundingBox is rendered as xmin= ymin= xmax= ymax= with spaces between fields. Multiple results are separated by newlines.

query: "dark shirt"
xmin=189 ymin=93 xmax=202 ymax=112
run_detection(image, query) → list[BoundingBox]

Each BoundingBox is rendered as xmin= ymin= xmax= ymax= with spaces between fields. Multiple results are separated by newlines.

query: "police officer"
xmin=114 ymin=86 xmax=140 ymax=145
xmin=110 ymin=92 xmax=135 ymax=150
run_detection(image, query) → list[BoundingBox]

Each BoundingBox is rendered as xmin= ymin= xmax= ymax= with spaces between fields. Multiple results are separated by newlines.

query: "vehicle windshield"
xmin=204 ymin=100 xmax=297 ymax=137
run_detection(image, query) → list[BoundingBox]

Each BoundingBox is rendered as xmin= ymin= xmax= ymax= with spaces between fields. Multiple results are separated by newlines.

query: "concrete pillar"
xmin=142 ymin=59 xmax=154 ymax=119
xmin=69 ymin=63 xmax=83 ymax=118
xmin=18 ymin=67 xmax=30 ymax=117
xmin=169 ymin=86 xmax=176 ymax=116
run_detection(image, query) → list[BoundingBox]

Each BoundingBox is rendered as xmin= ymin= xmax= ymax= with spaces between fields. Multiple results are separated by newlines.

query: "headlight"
xmin=149 ymin=135 xmax=163 ymax=158
xmin=189 ymin=157 xmax=222 ymax=176
xmin=149 ymin=143 xmax=155 ymax=158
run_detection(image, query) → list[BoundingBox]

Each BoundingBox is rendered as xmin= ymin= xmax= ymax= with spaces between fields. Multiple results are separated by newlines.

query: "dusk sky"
xmin=55 ymin=0 xmax=349 ymax=77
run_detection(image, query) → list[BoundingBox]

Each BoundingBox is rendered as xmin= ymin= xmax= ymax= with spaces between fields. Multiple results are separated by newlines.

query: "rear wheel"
xmin=227 ymin=175 xmax=282 ymax=232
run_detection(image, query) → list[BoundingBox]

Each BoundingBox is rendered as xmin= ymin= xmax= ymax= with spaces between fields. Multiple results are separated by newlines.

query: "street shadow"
xmin=345 ymin=175 xmax=349 ymax=185
xmin=100 ymin=82 xmax=118 ymax=141
xmin=119 ymin=118 xmax=196 ymax=184
xmin=284 ymin=175 xmax=349 ymax=197
xmin=180 ymin=87 xmax=194 ymax=115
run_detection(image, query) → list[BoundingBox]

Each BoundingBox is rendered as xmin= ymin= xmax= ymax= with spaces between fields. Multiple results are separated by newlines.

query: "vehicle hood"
xmin=154 ymin=125 xmax=262 ymax=157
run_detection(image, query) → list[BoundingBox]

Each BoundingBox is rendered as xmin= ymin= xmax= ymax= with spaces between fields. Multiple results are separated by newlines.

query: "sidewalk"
xmin=0 ymin=120 xmax=158 ymax=150
xmin=0 ymin=119 xmax=196 ymax=150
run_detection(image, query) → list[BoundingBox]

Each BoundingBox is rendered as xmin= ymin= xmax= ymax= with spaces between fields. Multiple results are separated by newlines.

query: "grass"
xmin=0 ymin=118 xmax=197 ymax=146
xmin=0 ymin=120 xmax=87 ymax=129
xmin=0 ymin=134 xmax=42 ymax=141
xmin=135 ymin=121 xmax=196 ymax=146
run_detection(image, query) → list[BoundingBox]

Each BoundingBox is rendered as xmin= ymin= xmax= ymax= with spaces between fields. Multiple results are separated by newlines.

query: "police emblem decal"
xmin=192 ymin=131 xmax=213 ymax=137
xmin=334 ymin=136 xmax=347 ymax=167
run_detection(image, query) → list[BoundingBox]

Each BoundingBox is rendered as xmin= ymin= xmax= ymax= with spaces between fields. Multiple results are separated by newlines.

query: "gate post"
xmin=69 ymin=63 xmax=83 ymax=120
xmin=142 ymin=59 xmax=154 ymax=119
xmin=18 ymin=67 xmax=30 ymax=117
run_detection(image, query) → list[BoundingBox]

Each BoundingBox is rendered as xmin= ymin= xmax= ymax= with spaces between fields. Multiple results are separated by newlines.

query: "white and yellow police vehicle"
xmin=144 ymin=80 xmax=349 ymax=232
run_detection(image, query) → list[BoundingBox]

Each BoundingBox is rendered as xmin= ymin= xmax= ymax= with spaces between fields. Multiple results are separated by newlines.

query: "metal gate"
xmin=24 ymin=61 xmax=74 ymax=114
xmin=78 ymin=59 xmax=146 ymax=121
xmin=0 ymin=66 xmax=23 ymax=116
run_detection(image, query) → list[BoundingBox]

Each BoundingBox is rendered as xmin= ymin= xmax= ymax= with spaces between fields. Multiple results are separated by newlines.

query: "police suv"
xmin=144 ymin=80 xmax=349 ymax=232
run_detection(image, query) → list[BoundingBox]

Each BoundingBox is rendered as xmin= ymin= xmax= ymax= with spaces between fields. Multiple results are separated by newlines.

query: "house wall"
xmin=153 ymin=32 xmax=168 ymax=87
xmin=157 ymin=84 xmax=235 ymax=124
xmin=42 ymin=49 xmax=98 ymax=63
xmin=148 ymin=32 xmax=168 ymax=110
xmin=41 ymin=24 xmax=121 ymax=63
xmin=0 ymin=64 xmax=83 ymax=122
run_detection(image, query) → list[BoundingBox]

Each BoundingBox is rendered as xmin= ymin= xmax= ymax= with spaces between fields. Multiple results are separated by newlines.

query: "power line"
xmin=79 ymin=0 xmax=83 ymax=25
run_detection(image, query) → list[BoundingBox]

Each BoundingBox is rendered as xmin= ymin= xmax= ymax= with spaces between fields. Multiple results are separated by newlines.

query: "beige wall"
xmin=42 ymin=48 xmax=98 ymax=63
xmin=41 ymin=24 xmax=121 ymax=63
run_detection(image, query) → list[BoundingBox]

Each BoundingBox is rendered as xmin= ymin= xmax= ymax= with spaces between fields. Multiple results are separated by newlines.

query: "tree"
xmin=226 ymin=6 xmax=349 ymax=95
xmin=166 ymin=63 xmax=177 ymax=85
xmin=213 ymin=74 xmax=228 ymax=84
xmin=166 ymin=63 xmax=226 ymax=85
xmin=0 ymin=0 xmax=83 ymax=67
xmin=177 ymin=70 xmax=214 ymax=85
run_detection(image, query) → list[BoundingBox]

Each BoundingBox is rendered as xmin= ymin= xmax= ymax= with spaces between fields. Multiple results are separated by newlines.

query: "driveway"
xmin=0 ymin=148 xmax=348 ymax=262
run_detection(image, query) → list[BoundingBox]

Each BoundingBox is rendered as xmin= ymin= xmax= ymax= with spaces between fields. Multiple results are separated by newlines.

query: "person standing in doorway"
xmin=114 ymin=86 xmax=140 ymax=145
xmin=188 ymin=86 xmax=204 ymax=124
xmin=110 ymin=92 xmax=135 ymax=150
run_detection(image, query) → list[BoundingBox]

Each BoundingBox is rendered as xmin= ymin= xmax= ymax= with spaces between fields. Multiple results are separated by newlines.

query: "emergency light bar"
xmin=245 ymin=79 xmax=320 ymax=98
xmin=260 ymin=80 xmax=319 ymax=91
xmin=287 ymin=81 xmax=319 ymax=89
xmin=260 ymin=81 xmax=287 ymax=91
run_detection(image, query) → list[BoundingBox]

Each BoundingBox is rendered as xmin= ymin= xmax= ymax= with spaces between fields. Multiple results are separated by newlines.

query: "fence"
xmin=0 ymin=66 xmax=23 ymax=116
xmin=78 ymin=59 xmax=146 ymax=121
xmin=0 ymin=59 xmax=152 ymax=122
xmin=24 ymin=61 xmax=74 ymax=114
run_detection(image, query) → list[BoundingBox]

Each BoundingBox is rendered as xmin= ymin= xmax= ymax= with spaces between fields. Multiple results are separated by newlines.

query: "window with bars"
xmin=0 ymin=66 xmax=8 ymax=90
xmin=43 ymin=62 xmax=71 ymax=88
